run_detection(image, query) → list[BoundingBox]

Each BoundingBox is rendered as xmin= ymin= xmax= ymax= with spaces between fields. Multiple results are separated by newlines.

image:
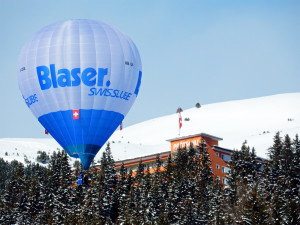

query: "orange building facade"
xmin=115 ymin=133 xmax=232 ymax=185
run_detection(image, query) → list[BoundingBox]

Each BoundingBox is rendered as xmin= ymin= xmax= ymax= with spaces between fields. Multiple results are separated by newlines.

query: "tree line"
xmin=0 ymin=132 xmax=299 ymax=224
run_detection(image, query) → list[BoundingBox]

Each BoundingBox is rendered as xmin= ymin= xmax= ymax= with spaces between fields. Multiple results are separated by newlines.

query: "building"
xmin=115 ymin=133 xmax=232 ymax=185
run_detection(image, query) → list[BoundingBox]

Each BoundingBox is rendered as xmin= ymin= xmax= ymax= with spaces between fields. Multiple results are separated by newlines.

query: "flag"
xmin=120 ymin=122 xmax=123 ymax=130
xmin=73 ymin=109 xmax=79 ymax=119
xmin=45 ymin=129 xmax=49 ymax=135
xmin=179 ymin=107 xmax=182 ymax=129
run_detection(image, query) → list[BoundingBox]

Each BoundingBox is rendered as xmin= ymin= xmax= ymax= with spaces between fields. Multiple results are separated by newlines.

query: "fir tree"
xmin=141 ymin=164 xmax=152 ymax=223
xmin=99 ymin=143 xmax=117 ymax=222
xmin=210 ymin=179 xmax=226 ymax=225
xmin=265 ymin=132 xmax=284 ymax=224
xmin=119 ymin=169 xmax=135 ymax=224
xmin=225 ymin=141 xmax=263 ymax=224
xmin=172 ymin=147 xmax=189 ymax=223
xmin=196 ymin=139 xmax=214 ymax=223
xmin=242 ymin=179 xmax=269 ymax=225
xmin=1 ymin=162 xmax=26 ymax=224
xmin=161 ymin=154 xmax=176 ymax=224
xmin=280 ymin=134 xmax=299 ymax=224
xmin=131 ymin=160 xmax=145 ymax=223
xmin=149 ymin=154 xmax=164 ymax=222
xmin=115 ymin=163 xmax=130 ymax=224
xmin=79 ymin=169 xmax=100 ymax=224
xmin=290 ymin=134 xmax=300 ymax=223
xmin=24 ymin=164 xmax=46 ymax=224
xmin=0 ymin=158 xmax=10 ymax=194
xmin=55 ymin=150 xmax=73 ymax=224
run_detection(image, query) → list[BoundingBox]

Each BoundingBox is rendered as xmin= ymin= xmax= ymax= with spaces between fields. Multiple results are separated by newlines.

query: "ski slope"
xmin=1 ymin=92 xmax=299 ymax=165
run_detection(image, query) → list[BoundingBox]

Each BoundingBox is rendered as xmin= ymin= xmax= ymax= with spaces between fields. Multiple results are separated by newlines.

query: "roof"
xmin=212 ymin=146 xmax=233 ymax=154
xmin=114 ymin=150 xmax=171 ymax=166
xmin=166 ymin=133 xmax=223 ymax=142
xmin=213 ymin=146 xmax=267 ymax=161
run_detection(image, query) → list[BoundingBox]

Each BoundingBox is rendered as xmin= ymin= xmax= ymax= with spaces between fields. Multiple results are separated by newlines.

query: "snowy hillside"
xmin=1 ymin=92 xmax=299 ymax=165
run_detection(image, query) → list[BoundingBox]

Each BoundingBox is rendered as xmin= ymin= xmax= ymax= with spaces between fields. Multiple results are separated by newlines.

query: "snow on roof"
xmin=166 ymin=133 xmax=223 ymax=142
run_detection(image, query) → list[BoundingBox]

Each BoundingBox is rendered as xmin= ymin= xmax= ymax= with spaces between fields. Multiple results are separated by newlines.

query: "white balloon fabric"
xmin=18 ymin=19 xmax=142 ymax=169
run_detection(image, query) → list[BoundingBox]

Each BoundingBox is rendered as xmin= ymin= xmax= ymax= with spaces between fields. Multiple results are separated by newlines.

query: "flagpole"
xmin=178 ymin=107 xmax=180 ymax=136
xmin=178 ymin=107 xmax=182 ymax=137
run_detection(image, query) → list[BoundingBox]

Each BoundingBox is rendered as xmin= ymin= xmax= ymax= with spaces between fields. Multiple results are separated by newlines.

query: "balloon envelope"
xmin=18 ymin=19 xmax=142 ymax=169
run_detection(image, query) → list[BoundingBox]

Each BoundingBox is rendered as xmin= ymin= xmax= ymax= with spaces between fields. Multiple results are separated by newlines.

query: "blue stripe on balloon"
xmin=38 ymin=109 xmax=124 ymax=169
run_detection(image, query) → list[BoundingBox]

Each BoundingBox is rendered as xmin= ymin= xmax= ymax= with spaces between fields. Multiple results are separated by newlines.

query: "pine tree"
xmin=172 ymin=147 xmax=189 ymax=223
xmin=225 ymin=141 xmax=263 ymax=224
xmin=150 ymin=154 xmax=164 ymax=222
xmin=141 ymin=164 xmax=152 ymax=223
xmin=210 ymin=179 xmax=226 ymax=225
xmin=98 ymin=143 xmax=117 ymax=222
xmin=0 ymin=158 xmax=10 ymax=194
xmin=196 ymin=139 xmax=214 ymax=223
xmin=41 ymin=150 xmax=71 ymax=224
xmin=1 ymin=162 xmax=26 ymax=224
xmin=265 ymin=132 xmax=284 ymax=224
xmin=242 ymin=179 xmax=269 ymax=225
xmin=24 ymin=164 xmax=46 ymax=223
xmin=131 ymin=160 xmax=145 ymax=223
xmin=161 ymin=154 xmax=175 ymax=224
xmin=115 ymin=163 xmax=129 ymax=224
xmin=34 ymin=164 xmax=54 ymax=224
xmin=56 ymin=150 xmax=73 ymax=224
xmin=290 ymin=134 xmax=300 ymax=223
xmin=79 ymin=169 xmax=100 ymax=224
xmin=280 ymin=134 xmax=299 ymax=224
xmin=50 ymin=151 xmax=69 ymax=224
xmin=119 ymin=169 xmax=135 ymax=224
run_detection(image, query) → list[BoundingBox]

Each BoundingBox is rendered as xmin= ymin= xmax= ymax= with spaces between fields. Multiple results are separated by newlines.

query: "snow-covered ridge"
xmin=1 ymin=92 xmax=299 ymax=165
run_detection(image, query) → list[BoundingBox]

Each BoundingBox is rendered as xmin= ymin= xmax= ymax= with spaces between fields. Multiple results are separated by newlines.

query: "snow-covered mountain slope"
xmin=1 ymin=93 xmax=299 ymax=165
xmin=109 ymin=92 xmax=300 ymax=160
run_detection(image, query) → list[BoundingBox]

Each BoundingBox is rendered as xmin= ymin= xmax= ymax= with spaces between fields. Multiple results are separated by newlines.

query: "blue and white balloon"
xmin=18 ymin=19 xmax=142 ymax=169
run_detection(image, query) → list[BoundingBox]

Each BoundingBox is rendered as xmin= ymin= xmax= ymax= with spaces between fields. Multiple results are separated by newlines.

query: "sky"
xmin=0 ymin=0 xmax=299 ymax=138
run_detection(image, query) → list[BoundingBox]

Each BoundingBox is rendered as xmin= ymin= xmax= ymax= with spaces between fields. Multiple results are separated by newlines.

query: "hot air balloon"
xmin=18 ymin=19 xmax=142 ymax=170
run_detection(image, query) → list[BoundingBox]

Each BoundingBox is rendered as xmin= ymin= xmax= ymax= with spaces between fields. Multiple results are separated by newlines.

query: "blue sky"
xmin=1 ymin=0 xmax=299 ymax=138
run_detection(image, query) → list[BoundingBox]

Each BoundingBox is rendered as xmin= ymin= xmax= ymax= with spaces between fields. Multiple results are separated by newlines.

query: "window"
xmin=222 ymin=166 xmax=231 ymax=173
xmin=222 ymin=178 xmax=228 ymax=185
xmin=216 ymin=152 xmax=220 ymax=157
xmin=216 ymin=176 xmax=220 ymax=180
xmin=216 ymin=164 xmax=220 ymax=169
xmin=221 ymin=154 xmax=231 ymax=162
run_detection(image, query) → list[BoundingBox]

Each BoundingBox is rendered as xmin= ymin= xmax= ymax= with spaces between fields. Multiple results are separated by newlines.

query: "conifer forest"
xmin=0 ymin=132 xmax=299 ymax=224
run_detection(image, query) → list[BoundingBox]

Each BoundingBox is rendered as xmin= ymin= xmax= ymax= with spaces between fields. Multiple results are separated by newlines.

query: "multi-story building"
xmin=114 ymin=133 xmax=233 ymax=185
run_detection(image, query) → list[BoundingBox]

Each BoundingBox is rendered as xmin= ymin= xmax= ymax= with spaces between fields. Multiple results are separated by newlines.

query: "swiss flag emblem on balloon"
xmin=73 ymin=110 xmax=79 ymax=120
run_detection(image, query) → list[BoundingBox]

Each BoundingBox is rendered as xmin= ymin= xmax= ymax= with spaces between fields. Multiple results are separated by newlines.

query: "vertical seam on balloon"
xmin=57 ymin=21 xmax=76 ymax=150
xmin=29 ymin=25 xmax=60 ymax=146
xmin=107 ymin=27 xmax=127 ymax=130
xmin=89 ymin=22 xmax=112 ymax=147
xmin=53 ymin=22 xmax=74 ymax=150
xmin=85 ymin=21 xmax=97 ymax=150
xmin=79 ymin=20 xmax=84 ymax=153
xmin=46 ymin=22 xmax=70 ymax=149
xmin=70 ymin=20 xmax=80 ymax=156
xmin=36 ymin=28 xmax=62 ymax=141
xmin=33 ymin=26 xmax=60 ymax=142
xmin=65 ymin=20 xmax=76 ymax=151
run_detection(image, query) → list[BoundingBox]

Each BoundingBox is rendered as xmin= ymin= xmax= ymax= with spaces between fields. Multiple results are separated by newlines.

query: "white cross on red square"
xmin=73 ymin=110 xmax=79 ymax=119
